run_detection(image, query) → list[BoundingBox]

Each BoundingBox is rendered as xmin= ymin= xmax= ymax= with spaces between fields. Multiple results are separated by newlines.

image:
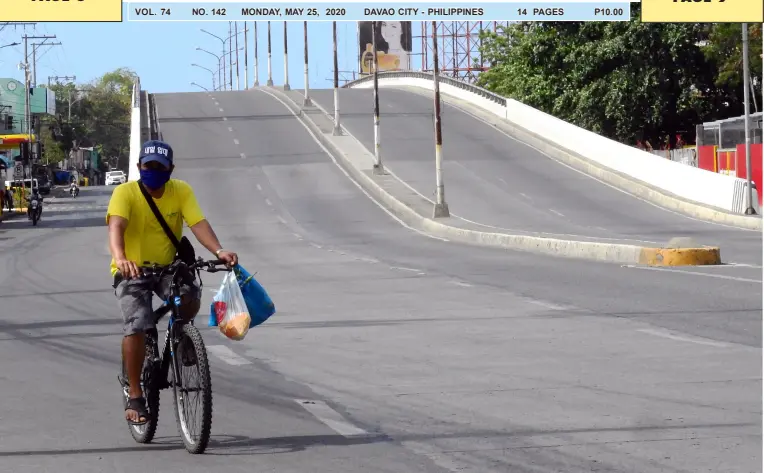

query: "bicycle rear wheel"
xmin=171 ymin=323 xmax=212 ymax=454
xmin=120 ymin=338 xmax=160 ymax=443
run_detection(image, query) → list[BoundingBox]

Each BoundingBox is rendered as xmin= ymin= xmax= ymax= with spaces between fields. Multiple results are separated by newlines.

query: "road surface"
xmin=0 ymin=89 xmax=759 ymax=472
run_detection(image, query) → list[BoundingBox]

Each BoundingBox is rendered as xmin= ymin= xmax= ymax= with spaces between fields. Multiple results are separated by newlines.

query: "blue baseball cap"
xmin=139 ymin=140 xmax=173 ymax=168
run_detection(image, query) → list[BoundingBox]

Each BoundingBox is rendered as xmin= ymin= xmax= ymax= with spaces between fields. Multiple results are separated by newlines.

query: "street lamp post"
xmin=192 ymin=63 xmax=216 ymax=91
xmin=190 ymin=82 xmax=208 ymax=91
xmin=371 ymin=21 xmax=383 ymax=174
xmin=431 ymin=21 xmax=449 ymax=218
xmin=200 ymin=29 xmax=228 ymax=90
xmin=267 ymin=21 xmax=273 ymax=86
xmin=742 ymin=23 xmax=756 ymax=214
xmin=333 ymin=22 xmax=340 ymax=135
xmin=196 ymin=47 xmax=223 ymax=90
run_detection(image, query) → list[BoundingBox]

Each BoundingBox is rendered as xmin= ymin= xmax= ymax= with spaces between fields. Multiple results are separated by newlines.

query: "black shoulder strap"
xmin=137 ymin=180 xmax=180 ymax=251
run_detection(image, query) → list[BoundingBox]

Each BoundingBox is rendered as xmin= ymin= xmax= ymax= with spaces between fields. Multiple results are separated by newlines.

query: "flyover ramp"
xmin=0 ymin=89 xmax=757 ymax=472
xmin=309 ymin=88 xmax=761 ymax=265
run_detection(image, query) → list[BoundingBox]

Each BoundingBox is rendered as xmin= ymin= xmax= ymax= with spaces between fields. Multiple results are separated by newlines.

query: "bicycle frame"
xmin=147 ymin=269 xmax=197 ymax=393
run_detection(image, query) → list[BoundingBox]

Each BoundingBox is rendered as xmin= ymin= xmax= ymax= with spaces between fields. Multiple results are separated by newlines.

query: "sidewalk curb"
xmin=265 ymin=87 xmax=722 ymax=267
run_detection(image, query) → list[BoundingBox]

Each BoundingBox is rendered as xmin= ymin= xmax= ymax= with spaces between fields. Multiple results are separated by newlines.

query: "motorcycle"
xmin=70 ymin=185 xmax=79 ymax=198
xmin=28 ymin=197 xmax=42 ymax=226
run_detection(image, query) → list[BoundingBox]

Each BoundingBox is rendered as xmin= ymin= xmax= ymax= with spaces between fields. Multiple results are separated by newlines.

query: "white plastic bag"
xmin=214 ymin=271 xmax=252 ymax=341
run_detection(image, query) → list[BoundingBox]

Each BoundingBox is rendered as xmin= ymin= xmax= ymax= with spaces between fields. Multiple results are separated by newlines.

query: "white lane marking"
xmin=310 ymin=242 xmax=322 ymax=249
xmin=526 ymin=299 xmax=570 ymax=311
xmin=622 ymin=265 xmax=762 ymax=283
xmin=276 ymin=215 xmax=287 ymax=224
xmin=637 ymin=329 xmax=729 ymax=348
xmin=256 ymin=184 xmax=263 ymax=191
xmin=222 ymin=117 xmax=228 ymax=121
xmin=265 ymin=198 xmax=272 ymax=206
xmin=356 ymin=257 xmax=380 ymax=264
xmin=295 ymin=400 xmax=368 ymax=437
xmin=228 ymin=126 xmax=233 ymax=132
xmin=450 ymin=281 xmax=473 ymax=287
xmin=256 ymin=87 xmax=449 ymax=243
xmin=293 ymin=232 xmax=302 ymax=239
xmin=549 ymin=209 xmax=564 ymax=217
xmin=207 ymin=345 xmax=252 ymax=365
xmin=378 ymin=159 xmax=664 ymax=245
xmin=725 ymin=263 xmax=763 ymax=268
xmin=390 ymin=266 xmax=422 ymax=273
xmin=240 ymin=153 xmax=246 ymax=159
xmin=219 ymin=107 xmax=224 ymax=112
xmin=233 ymin=138 xmax=240 ymax=145
xmin=519 ymin=193 xmax=531 ymax=200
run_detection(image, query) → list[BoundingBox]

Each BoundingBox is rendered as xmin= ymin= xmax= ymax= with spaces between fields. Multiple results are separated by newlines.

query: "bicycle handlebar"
xmin=139 ymin=257 xmax=232 ymax=278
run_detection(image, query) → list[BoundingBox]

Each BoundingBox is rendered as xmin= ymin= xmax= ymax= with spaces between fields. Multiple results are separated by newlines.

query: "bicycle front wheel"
xmin=171 ymin=323 xmax=212 ymax=454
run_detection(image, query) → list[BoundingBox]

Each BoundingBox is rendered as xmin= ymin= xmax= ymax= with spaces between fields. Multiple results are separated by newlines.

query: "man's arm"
xmin=189 ymin=220 xmax=238 ymax=266
xmin=108 ymin=215 xmax=140 ymax=278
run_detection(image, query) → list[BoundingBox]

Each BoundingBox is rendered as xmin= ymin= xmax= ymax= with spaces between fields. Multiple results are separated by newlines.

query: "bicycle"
xmin=117 ymin=257 xmax=230 ymax=454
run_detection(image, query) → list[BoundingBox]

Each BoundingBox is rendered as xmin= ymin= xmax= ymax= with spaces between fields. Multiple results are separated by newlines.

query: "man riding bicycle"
xmin=106 ymin=140 xmax=238 ymax=425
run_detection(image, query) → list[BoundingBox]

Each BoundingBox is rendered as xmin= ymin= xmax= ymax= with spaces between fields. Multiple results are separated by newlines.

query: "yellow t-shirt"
xmin=106 ymin=179 xmax=206 ymax=276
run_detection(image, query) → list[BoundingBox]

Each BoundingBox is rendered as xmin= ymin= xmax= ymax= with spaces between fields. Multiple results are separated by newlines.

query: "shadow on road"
xmin=0 ymin=433 xmax=391 ymax=458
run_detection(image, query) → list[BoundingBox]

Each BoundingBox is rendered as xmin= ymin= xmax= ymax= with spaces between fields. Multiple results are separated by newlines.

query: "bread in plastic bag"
xmin=212 ymin=271 xmax=252 ymax=341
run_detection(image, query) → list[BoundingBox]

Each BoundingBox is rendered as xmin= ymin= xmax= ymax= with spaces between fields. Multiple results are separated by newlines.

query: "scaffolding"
xmin=415 ymin=22 xmax=509 ymax=83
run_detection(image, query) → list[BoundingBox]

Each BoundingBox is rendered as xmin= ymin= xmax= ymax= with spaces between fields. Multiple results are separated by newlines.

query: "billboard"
xmin=46 ymin=88 xmax=56 ymax=116
xmin=358 ymin=21 xmax=412 ymax=74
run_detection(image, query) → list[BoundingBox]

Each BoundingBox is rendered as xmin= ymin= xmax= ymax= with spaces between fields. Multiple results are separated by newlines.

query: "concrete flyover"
xmin=305 ymin=87 xmax=761 ymax=266
xmin=0 ymin=89 xmax=758 ymax=472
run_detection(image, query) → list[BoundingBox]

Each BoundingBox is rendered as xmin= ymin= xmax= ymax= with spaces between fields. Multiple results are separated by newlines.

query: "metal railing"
xmin=697 ymin=112 xmax=763 ymax=148
xmin=343 ymin=71 xmax=508 ymax=107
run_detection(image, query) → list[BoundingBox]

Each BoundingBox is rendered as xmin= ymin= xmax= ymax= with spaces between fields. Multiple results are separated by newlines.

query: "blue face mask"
xmin=139 ymin=169 xmax=171 ymax=190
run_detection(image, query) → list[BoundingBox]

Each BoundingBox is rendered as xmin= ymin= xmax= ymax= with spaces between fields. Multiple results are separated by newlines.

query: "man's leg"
xmin=115 ymin=276 xmax=154 ymax=423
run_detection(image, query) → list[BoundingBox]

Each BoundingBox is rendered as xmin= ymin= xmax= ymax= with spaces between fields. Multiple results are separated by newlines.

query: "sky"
xmin=0 ymin=13 xmax=398 ymax=93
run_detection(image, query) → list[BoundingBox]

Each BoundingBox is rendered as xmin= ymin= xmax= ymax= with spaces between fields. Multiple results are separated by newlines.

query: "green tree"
xmin=702 ymin=23 xmax=762 ymax=111
xmin=41 ymin=128 xmax=65 ymax=165
xmin=476 ymin=5 xmax=741 ymax=147
xmin=47 ymin=68 xmax=136 ymax=170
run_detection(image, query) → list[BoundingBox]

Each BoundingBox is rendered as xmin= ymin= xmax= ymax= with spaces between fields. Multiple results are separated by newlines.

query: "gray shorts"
xmin=114 ymin=272 xmax=201 ymax=336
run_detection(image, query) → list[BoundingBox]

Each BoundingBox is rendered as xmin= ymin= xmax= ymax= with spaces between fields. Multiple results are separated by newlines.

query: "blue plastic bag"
xmin=209 ymin=264 xmax=275 ymax=328
xmin=234 ymin=264 xmax=275 ymax=327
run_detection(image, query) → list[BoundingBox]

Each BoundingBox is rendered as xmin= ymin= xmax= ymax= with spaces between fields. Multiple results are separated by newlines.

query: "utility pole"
xmin=371 ymin=21 xmax=382 ymax=174
xmin=244 ymin=22 xmax=249 ymax=90
xmin=22 ymin=34 xmax=55 ymax=192
xmin=31 ymin=41 xmax=61 ymax=87
xmin=283 ymin=21 xmax=290 ymax=90
xmin=234 ymin=22 xmax=240 ymax=90
xmin=332 ymin=21 xmax=340 ymax=135
xmin=228 ymin=22 xmax=234 ymax=90
xmin=742 ymin=23 xmax=756 ymax=214
xmin=254 ymin=22 xmax=259 ymax=86
xmin=303 ymin=21 xmax=310 ymax=106
xmin=431 ymin=21 xmax=449 ymax=218
xmin=267 ymin=21 xmax=273 ymax=86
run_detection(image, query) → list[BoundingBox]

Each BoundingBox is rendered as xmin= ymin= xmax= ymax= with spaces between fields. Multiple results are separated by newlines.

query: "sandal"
xmin=125 ymin=397 xmax=150 ymax=426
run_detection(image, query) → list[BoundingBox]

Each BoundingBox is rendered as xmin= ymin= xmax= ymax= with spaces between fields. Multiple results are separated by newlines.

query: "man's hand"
xmin=216 ymin=250 xmax=238 ymax=267
xmin=116 ymin=257 xmax=141 ymax=279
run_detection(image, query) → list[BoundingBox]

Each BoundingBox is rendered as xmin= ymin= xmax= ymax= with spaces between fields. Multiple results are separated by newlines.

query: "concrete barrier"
xmin=128 ymin=80 xmax=142 ymax=182
xmin=346 ymin=73 xmax=761 ymax=229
